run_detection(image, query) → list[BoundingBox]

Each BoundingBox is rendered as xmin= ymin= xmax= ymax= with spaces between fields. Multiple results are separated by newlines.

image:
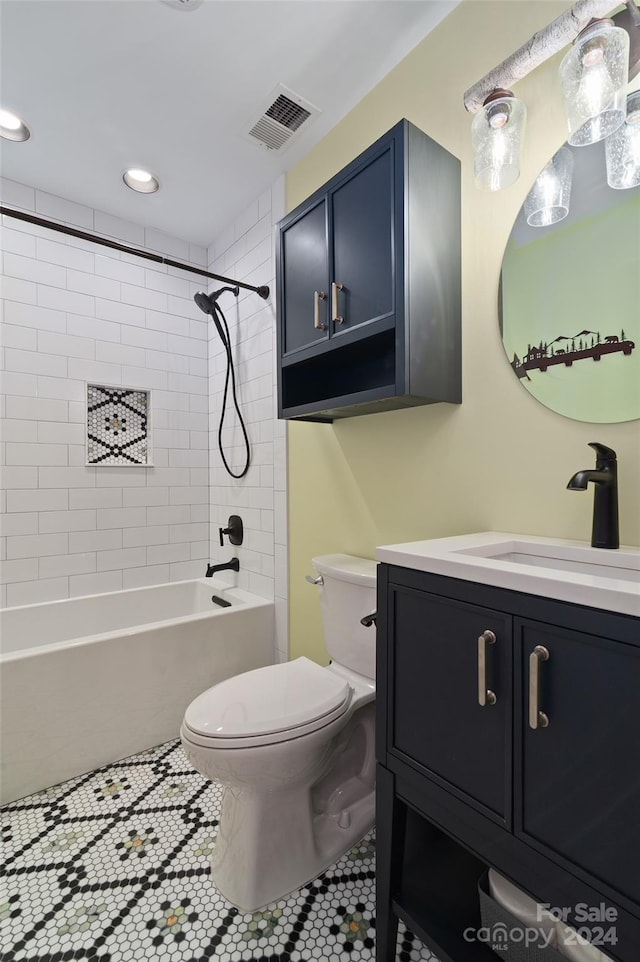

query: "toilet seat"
xmin=181 ymin=657 xmax=352 ymax=749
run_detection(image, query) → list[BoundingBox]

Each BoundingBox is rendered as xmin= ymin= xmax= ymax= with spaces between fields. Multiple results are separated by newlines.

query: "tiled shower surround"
xmin=0 ymin=740 xmax=436 ymax=962
xmin=0 ymin=178 xmax=211 ymax=608
xmin=0 ymin=177 xmax=287 ymax=658
xmin=206 ymin=178 xmax=288 ymax=662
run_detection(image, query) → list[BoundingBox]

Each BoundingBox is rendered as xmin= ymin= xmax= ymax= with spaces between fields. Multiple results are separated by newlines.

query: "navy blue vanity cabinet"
xmin=376 ymin=564 xmax=640 ymax=962
xmin=276 ymin=118 xmax=461 ymax=421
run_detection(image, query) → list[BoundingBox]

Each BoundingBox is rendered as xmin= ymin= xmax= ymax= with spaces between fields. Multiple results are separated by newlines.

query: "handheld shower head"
xmin=194 ymin=291 xmax=227 ymax=344
xmin=193 ymin=287 xmax=240 ymax=317
xmin=194 ymin=291 xmax=215 ymax=316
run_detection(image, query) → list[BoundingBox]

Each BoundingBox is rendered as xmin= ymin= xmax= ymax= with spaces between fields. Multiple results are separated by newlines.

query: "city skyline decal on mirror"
xmin=510 ymin=328 xmax=635 ymax=381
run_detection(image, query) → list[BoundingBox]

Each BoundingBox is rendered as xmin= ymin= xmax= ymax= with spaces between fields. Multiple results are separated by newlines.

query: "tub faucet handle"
xmin=219 ymin=515 xmax=243 ymax=547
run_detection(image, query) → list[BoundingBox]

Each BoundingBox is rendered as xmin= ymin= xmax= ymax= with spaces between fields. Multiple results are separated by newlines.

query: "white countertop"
xmin=376 ymin=532 xmax=640 ymax=618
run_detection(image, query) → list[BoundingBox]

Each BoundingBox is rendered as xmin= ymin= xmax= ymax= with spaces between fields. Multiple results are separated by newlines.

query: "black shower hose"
xmin=212 ymin=301 xmax=251 ymax=479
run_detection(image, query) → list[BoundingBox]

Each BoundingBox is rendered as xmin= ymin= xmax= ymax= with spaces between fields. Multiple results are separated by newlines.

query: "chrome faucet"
xmin=206 ymin=558 xmax=240 ymax=577
xmin=567 ymin=443 xmax=619 ymax=549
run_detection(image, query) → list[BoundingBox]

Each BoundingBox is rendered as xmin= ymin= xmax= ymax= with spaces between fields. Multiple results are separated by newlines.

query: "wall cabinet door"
xmin=517 ymin=620 xmax=640 ymax=906
xmin=389 ymin=586 xmax=512 ymax=822
xmin=280 ymin=198 xmax=329 ymax=356
xmin=330 ymin=145 xmax=394 ymax=336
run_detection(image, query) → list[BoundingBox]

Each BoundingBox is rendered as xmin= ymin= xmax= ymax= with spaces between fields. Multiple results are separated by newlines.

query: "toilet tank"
xmin=311 ymin=554 xmax=377 ymax=679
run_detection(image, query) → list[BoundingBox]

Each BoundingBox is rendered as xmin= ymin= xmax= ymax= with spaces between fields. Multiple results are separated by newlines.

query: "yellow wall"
xmin=286 ymin=1 xmax=640 ymax=665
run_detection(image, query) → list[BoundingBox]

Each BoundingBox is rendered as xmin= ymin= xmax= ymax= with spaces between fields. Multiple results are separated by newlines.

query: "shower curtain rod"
xmin=0 ymin=205 xmax=270 ymax=300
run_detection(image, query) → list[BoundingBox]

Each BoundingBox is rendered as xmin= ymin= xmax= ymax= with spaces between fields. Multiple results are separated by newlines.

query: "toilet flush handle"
xmin=305 ymin=574 xmax=324 ymax=585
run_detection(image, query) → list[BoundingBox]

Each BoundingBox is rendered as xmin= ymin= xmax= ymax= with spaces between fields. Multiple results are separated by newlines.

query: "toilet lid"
xmin=183 ymin=657 xmax=351 ymax=741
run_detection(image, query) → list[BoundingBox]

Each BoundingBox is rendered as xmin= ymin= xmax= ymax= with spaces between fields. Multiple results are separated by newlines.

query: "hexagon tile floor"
xmin=0 ymin=739 xmax=437 ymax=962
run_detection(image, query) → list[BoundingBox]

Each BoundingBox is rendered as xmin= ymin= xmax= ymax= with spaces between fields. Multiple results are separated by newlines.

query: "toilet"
xmin=180 ymin=553 xmax=377 ymax=911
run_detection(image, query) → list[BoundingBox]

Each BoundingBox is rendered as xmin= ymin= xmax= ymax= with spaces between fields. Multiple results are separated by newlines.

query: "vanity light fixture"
xmin=0 ymin=107 xmax=31 ymax=142
xmin=464 ymin=0 xmax=640 ymax=191
xmin=471 ymin=89 xmax=527 ymax=191
xmin=122 ymin=168 xmax=160 ymax=193
xmin=559 ymin=19 xmax=630 ymax=146
xmin=605 ymin=89 xmax=640 ymax=187
xmin=524 ymin=146 xmax=574 ymax=226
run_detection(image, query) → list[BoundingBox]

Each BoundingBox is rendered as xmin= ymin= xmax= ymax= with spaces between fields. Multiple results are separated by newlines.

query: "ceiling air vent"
xmin=246 ymin=85 xmax=320 ymax=152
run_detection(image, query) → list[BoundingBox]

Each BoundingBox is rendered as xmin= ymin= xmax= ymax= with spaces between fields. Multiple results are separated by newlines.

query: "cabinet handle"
xmin=477 ymin=629 xmax=497 ymax=707
xmin=529 ymin=645 xmax=550 ymax=730
xmin=332 ymin=282 xmax=345 ymax=324
xmin=313 ymin=291 xmax=327 ymax=331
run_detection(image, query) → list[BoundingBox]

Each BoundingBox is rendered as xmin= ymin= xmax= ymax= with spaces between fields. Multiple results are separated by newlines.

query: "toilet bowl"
xmin=180 ymin=553 xmax=377 ymax=911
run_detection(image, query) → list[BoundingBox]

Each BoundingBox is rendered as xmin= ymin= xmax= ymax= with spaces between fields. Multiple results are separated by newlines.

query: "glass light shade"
xmin=559 ymin=20 xmax=629 ymax=146
xmin=605 ymin=90 xmax=640 ymax=189
xmin=524 ymin=147 xmax=574 ymax=226
xmin=471 ymin=94 xmax=527 ymax=191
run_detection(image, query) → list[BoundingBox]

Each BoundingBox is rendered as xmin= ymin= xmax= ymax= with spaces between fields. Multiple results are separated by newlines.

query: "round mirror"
xmin=499 ymin=137 xmax=640 ymax=423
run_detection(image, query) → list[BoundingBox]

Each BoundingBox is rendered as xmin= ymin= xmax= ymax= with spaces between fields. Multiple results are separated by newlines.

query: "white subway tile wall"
xmin=207 ymin=177 xmax=288 ymax=661
xmin=0 ymin=179 xmax=210 ymax=607
xmin=1 ymin=177 xmax=288 ymax=661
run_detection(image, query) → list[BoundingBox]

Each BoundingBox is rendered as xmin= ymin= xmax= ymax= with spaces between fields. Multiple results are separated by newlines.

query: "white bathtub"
xmin=0 ymin=579 xmax=274 ymax=804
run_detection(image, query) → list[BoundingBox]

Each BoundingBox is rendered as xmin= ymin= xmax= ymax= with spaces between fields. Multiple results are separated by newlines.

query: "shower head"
xmin=194 ymin=291 xmax=215 ymax=316
xmin=194 ymin=291 xmax=225 ymax=344
xmin=193 ymin=286 xmax=240 ymax=317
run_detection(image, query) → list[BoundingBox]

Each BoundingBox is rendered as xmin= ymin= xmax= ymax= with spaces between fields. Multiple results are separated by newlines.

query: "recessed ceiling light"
xmin=161 ymin=0 xmax=204 ymax=11
xmin=122 ymin=168 xmax=160 ymax=193
xmin=0 ymin=107 xmax=31 ymax=142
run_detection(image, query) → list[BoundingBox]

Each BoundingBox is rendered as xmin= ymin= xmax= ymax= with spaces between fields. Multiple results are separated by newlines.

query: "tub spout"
xmin=206 ymin=558 xmax=240 ymax=577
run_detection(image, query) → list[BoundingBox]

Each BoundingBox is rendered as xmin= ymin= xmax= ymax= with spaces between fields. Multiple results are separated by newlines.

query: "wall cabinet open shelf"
xmin=276 ymin=119 xmax=461 ymax=422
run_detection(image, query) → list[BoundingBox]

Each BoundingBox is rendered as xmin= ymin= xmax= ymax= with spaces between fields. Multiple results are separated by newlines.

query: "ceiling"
xmin=0 ymin=0 xmax=457 ymax=247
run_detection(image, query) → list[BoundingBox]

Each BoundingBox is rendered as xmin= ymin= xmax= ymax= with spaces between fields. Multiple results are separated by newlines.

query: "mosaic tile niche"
xmin=86 ymin=385 xmax=151 ymax=466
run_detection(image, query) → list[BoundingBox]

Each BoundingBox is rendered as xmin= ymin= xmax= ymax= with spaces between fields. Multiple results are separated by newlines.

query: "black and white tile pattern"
xmin=0 ymin=740 xmax=437 ymax=961
xmin=87 ymin=385 xmax=149 ymax=465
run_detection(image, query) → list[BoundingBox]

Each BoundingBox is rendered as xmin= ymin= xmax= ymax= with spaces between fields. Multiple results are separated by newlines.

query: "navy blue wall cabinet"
xmin=276 ymin=119 xmax=461 ymax=422
xmin=376 ymin=564 xmax=640 ymax=962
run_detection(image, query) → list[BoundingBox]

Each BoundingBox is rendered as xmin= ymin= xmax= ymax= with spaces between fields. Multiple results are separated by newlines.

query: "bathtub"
xmin=0 ymin=579 xmax=274 ymax=804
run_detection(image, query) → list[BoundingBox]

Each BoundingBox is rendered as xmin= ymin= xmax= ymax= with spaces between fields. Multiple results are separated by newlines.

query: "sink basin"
xmin=453 ymin=539 xmax=640 ymax=584
xmin=376 ymin=533 xmax=640 ymax=617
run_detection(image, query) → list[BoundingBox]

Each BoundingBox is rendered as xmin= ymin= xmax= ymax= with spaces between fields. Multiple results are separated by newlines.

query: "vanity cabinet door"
xmin=517 ymin=620 xmax=640 ymax=906
xmin=388 ymin=586 xmax=512 ymax=823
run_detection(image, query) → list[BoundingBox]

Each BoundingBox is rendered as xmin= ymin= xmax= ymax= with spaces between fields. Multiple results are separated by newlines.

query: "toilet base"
xmin=181 ymin=681 xmax=377 ymax=913
xmin=210 ymin=780 xmax=375 ymax=911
